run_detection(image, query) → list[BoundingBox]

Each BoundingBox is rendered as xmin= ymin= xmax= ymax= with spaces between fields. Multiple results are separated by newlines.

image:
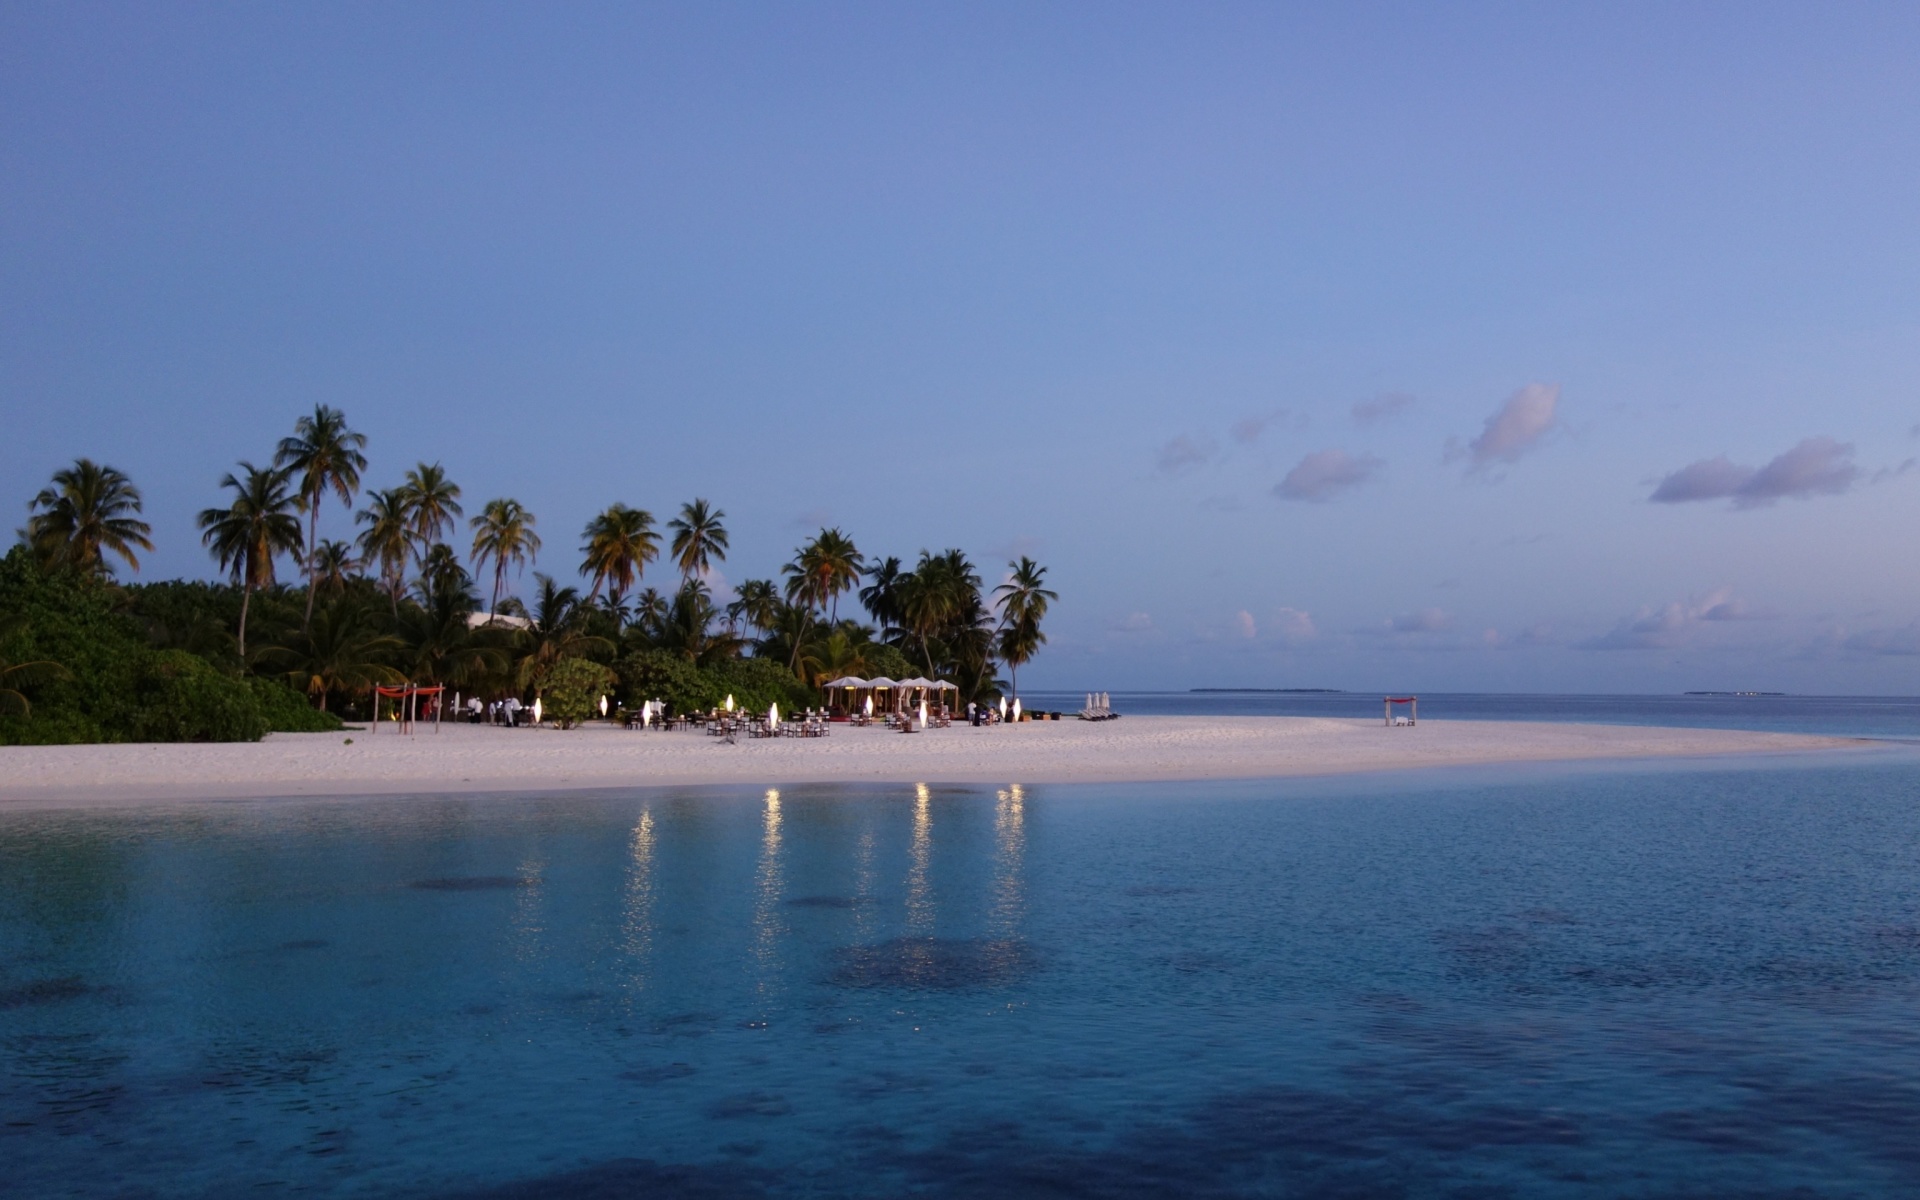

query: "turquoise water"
xmin=5 ymin=750 xmax=1920 ymax=1196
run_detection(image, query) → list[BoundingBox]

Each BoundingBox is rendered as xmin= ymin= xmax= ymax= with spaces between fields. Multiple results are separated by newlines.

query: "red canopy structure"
xmin=374 ymin=683 xmax=445 ymax=734
xmin=1383 ymin=696 xmax=1417 ymax=726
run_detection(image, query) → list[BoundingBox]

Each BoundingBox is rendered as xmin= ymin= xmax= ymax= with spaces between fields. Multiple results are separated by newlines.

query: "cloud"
xmin=1579 ymin=587 xmax=1751 ymax=650
xmin=1230 ymin=409 xmax=1296 ymax=444
xmin=1114 ymin=612 xmax=1154 ymax=633
xmin=1272 ymin=607 xmax=1316 ymax=640
xmin=1274 ymin=449 xmax=1383 ymax=502
xmin=1351 ymin=392 xmax=1415 ymax=425
xmin=1448 ymin=383 xmax=1559 ymax=473
xmin=1235 ymin=610 xmax=1257 ymax=639
xmin=1389 ymin=608 xmax=1452 ymax=633
xmin=1156 ymin=435 xmax=1217 ymax=473
xmin=1649 ymin=437 xmax=1859 ymax=508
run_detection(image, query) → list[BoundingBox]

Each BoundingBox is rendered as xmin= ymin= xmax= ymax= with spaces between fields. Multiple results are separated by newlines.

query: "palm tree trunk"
xmin=238 ymin=583 xmax=253 ymax=659
xmin=301 ymin=505 xmax=318 ymax=632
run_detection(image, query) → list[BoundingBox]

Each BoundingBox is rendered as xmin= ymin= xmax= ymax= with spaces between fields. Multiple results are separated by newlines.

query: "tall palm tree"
xmin=579 ymin=504 xmax=659 ymax=601
xmin=782 ymin=528 xmax=864 ymax=622
xmin=727 ymin=578 xmax=781 ymax=637
xmin=398 ymin=462 xmax=463 ymax=563
xmin=897 ymin=549 xmax=981 ymax=674
xmin=310 ymin=539 xmax=360 ymax=596
xmin=993 ymin=556 xmax=1057 ymax=699
xmin=24 ymin=459 xmax=154 ymax=578
xmin=667 ymin=499 xmax=729 ymax=582
xmin=413 ymin=542 xmax=477 ymax=611
xmin=469 ymin=498 xmax=541 ymax=618
xmin=275 ymin=405 xmax=368 ymax=630
xmin=859 ymin=556 xmax=906 ymax=633
xmin=355 ymin=488 xmax=413 ymax=613
xmin=197 ymin=462 xmax=303 ymax=657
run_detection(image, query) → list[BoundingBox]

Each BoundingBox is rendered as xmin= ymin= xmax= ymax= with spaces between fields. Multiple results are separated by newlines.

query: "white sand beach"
xmin=0 ymin=716 xmax=1865 ymax=809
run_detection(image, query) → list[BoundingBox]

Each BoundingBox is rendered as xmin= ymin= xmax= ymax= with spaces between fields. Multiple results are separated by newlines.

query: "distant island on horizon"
xmin=1191 ymin=688 xmax=1346 ymax=694
xmin=1684 ymin=691 xmax=1788 ymax=697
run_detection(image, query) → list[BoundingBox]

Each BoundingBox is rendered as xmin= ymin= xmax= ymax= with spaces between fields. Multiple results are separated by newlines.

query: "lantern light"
xmin=1012 ymin=698 xmax=1022 ymax=722
xmin=532 ymin=698 xmax=543 ymax=725
xmin=599 ymin=695 xmax=608 ymax=718
xmin=769 ymin=702 xmax=779 ymax=728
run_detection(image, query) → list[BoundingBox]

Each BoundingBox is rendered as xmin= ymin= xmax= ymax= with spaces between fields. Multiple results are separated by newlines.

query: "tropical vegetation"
xmin=3 ymin=410 xmax=1056 ymax=742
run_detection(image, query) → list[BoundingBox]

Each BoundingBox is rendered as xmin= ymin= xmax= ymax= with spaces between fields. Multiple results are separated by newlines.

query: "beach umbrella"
xmin=824 ymin=676 xmax=868 ymax=688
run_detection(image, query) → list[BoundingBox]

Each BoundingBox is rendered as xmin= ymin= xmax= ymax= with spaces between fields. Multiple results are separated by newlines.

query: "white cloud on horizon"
xmin=1580 ymin=587 xmax=1756 ymax=650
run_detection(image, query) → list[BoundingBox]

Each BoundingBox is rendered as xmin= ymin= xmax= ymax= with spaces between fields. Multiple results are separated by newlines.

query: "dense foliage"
xmin=10 ymin=410 xmax=1057 ymax=741
xmin=0 ymin=548 xmax=338 ymax=744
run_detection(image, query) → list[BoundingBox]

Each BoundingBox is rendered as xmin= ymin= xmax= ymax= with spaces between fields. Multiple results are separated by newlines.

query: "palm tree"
xmin=512 ymin=574 xmax=613 ymax=692
xmin=310 ymin=539 xmax=360 ymax=596
xmin=993 ymin=557 xmax=1057 ymax=701
xmin=0 ymin=615 xmax=70 ymax=718
xmin=354 ymin=488 xmax=413 ymax=613
xmin=727 ymin=578 xmax=781 ymax=637
xmin=275 ymin=405 xmax=368 ymax=631
xmin=860 ymin=556 xmax=906 ymax=633
xmin=262 ymin=602 xmax=403 ymax=712
xmin=579 ymin=504 xmax=659 ymax=601
xmin=655 ymin=579 xmax=742 ymax=666
xmin=667 ymin=499 xmax=729 ymax=582
xmin=897 ymin=549 xmax=981 ymax=674
xmin=782 ymin=528 xmax=864 ymax=621
xmin=413 ymin=542 xmax=476 ymax=611
xmin=398 ymin=462 xmax=463 ymax=563
xmin=25 ymin=459 xmax=154 ymax=578
xmin=469 ymin=498 xmax=541 ymax=618
xmin=198 ymin=462 xmax=303 ymax=657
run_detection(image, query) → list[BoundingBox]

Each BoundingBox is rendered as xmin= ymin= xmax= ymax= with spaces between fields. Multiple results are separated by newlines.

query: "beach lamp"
xmin=864 ymin=695 xmax=873 ymax=717
xmin=532 ymin=698 xmax=543 ymax=725
xmin=726 ymin=694 xmax=735 ymax=712
xmin=599 ymin=695 xmax=608 ymax=718
xmin=770 ymin=701 xmax=779 ymax=727
xmin=999 ymin=696 xmax=1007 ymax=721
xmin=919 ymin=698 xmax=928 ymax=726
xmin=641 ymin=704 xmax=651 ymax=728
xmin=1013 ymin=698 xmax=1022 ymax=722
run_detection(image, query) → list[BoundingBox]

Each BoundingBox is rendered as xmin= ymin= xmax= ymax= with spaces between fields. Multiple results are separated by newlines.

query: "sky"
xmin=4 ymin=2 xmax=1919 ymax=693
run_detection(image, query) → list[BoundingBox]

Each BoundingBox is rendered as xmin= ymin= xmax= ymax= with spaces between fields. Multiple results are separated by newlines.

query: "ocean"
xmin=2 ymin=699 xmax=1918 ymax=1196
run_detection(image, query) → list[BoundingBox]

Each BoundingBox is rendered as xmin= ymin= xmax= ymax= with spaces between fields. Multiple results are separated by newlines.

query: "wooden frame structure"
xmin=374 ymin=683 xmax=445 ymax=734
xmin=1383 ymin=696 xmax=1417 ymax=726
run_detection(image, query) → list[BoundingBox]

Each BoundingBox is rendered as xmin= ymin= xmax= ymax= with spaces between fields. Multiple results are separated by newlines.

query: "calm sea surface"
xmin=1026 ymin=690 xmax=1920 ymax=738
xmin=4 ymin=702 xmax=1920 ymax=1196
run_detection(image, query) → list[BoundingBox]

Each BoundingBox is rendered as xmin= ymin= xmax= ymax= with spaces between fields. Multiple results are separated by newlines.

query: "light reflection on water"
xmin=1 ymin=761 xmax=1919 ymax=1197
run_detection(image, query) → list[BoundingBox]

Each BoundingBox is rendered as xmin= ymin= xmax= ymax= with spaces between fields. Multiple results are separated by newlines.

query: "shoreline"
xmin=0 ymin=716 xmax=1870 ymax=811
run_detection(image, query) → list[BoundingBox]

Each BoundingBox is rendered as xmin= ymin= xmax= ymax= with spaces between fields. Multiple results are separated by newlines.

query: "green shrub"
xmin=127 ymin=651 xmax=268 ymax=743
xmin=249 ymin=677 xmax=344 ymax=733
xmin=708 ymin=656 xmax=816 ymax=716
xmin=543 ymin=657 xmax=617 ymax=729
xmin=616 ymin=648 xmax=716 ymax=716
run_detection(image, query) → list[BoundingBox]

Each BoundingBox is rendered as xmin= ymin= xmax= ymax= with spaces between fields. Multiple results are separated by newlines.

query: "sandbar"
xmin=0 ymin=716 xmax=1867 ymax=809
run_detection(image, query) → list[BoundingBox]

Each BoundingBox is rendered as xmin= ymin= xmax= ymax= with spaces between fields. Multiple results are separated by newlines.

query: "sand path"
xmin=0 ymin=716 xmax=1866 ymax=809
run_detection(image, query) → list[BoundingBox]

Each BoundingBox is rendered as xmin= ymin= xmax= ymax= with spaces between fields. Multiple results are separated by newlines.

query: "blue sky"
xmin=5 ymin=3 xmax=1919 ymax=692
